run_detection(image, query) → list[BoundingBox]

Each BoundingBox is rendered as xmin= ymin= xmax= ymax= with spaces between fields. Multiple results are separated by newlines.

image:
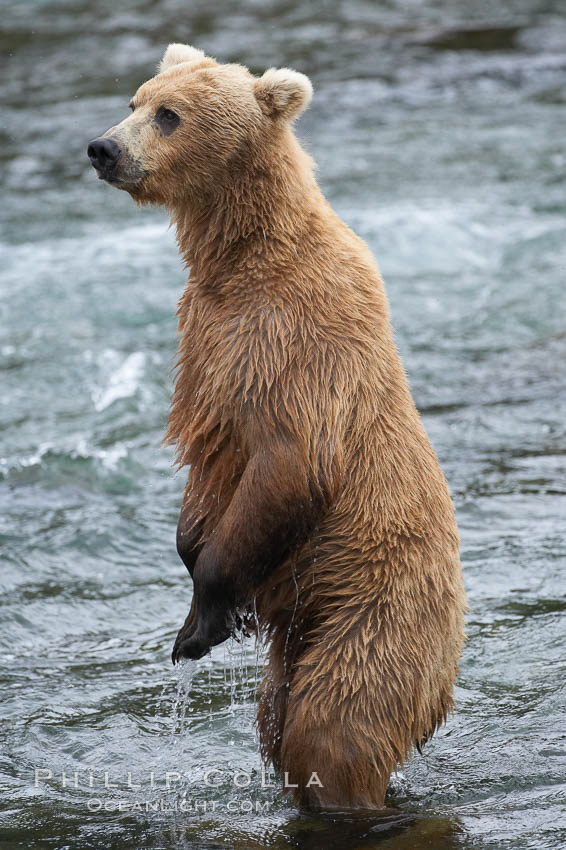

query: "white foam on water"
xmin=93 ymin=351 xmax=146 ymax=412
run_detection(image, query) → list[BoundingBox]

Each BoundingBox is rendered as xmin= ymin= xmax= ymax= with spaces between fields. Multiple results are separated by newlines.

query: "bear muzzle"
xmin=87 ymin=135 xmax=147 ymax=189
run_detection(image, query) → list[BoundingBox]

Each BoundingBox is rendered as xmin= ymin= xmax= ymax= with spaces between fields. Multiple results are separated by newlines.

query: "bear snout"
xmin=87 ymin=137 xmax=121 ymax=179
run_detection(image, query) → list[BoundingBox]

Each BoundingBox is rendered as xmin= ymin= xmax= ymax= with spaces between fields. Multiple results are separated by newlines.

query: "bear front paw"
xmin=171 ymin=608 xmax=234 ymax=664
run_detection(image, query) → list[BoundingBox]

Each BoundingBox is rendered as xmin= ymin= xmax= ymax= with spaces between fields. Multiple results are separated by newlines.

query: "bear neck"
xmin=170 ymin=129 xmax=320 ymax=291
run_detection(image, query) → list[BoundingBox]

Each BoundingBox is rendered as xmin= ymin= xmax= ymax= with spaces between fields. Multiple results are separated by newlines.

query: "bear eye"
xmin=154 ymin=106 xmax=181 ymax=136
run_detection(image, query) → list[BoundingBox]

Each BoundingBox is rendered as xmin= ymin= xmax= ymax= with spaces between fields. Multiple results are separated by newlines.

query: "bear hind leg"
xmin=278 ymin=688 xmax=393 ymax=810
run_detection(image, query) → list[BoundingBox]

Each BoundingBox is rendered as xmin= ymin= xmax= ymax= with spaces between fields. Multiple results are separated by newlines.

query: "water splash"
xmin=170 ymin=659 xmax=196 ymax=738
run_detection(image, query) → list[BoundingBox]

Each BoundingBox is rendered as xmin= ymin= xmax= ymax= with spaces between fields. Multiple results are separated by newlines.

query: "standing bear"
xmin=88 ymin=44 xmax=466 ymax=810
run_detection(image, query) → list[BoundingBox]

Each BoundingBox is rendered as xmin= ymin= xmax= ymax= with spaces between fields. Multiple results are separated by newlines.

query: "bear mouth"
xmin=92 ymin=161 xmax=145 ymax=191
xmin=95 ymin=168 xmax=115 ymax=183
xmin=94 ymin=168 xmax=127 ymax=189
xmin=99 ymin=169 xmax=125 ymax=186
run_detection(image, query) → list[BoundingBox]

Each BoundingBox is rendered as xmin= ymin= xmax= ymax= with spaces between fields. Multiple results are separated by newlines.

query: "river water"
xmin=1 ymin=1 xmax=565 ymax=848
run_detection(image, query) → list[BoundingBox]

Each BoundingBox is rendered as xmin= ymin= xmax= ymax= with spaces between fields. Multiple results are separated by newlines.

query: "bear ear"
xmin=158 ymin=43 xmax=206 ymax=74
xmin=254 ymin=68 xmax=313 ymax=121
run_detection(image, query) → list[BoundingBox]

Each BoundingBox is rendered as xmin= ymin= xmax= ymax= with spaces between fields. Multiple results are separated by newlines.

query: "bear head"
xmin=87 ymin=44 xmax=313 ymax=206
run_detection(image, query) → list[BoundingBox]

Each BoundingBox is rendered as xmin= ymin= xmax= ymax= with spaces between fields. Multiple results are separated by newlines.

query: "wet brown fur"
xmin=94 ymin=45 xmax=466 ymax=809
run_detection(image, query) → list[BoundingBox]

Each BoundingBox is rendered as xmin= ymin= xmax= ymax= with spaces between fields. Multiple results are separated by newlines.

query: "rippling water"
xmin=2 ymin=2 xmax=565 ymax=848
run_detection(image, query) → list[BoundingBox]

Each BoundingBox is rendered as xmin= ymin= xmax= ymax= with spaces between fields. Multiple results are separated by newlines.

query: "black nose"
xmin=87 ymin=138 xmax=120 ymax=172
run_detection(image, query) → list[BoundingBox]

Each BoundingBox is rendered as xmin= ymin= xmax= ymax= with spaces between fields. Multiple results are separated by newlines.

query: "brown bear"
xmin=87 ymin=43 xmax=466 ymax=810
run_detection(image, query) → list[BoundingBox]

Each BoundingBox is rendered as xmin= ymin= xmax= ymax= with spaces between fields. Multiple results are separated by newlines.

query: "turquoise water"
xmin=1 ymin=1 xmax=565 ymax=848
